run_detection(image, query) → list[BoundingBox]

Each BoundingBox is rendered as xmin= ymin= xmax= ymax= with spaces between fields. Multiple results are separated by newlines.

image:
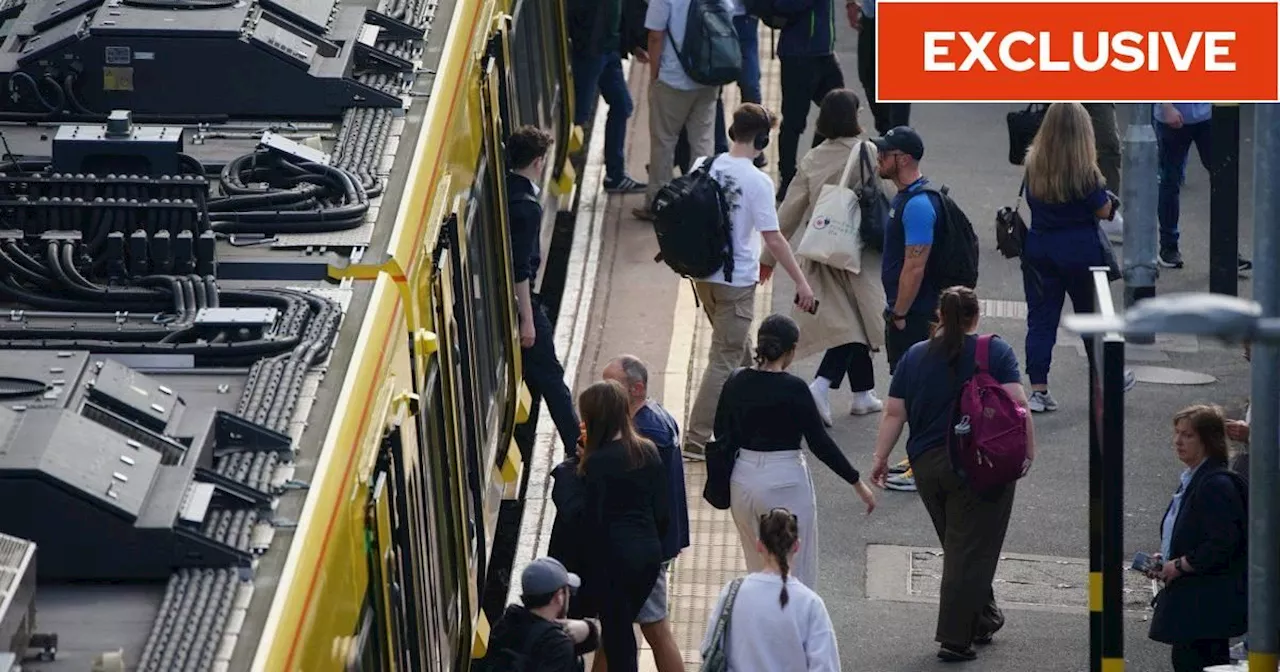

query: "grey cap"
xmin=521 ymin=557 xmax=581 ymax=595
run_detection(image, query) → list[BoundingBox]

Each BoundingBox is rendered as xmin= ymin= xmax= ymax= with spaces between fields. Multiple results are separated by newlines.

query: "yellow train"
xmin=0 ymin=0 xmax=579 ymax=669
xmin=251 ymin=1 xmax=582 ymax=669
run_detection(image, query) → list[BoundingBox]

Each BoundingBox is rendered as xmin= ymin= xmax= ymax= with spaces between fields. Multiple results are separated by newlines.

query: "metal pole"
xmin=1088 ymin=328 xmax=1103 ymax=672
xmin=1121 ymin=103 xmax=1159 ymax=345
xmin=1210 ymin=103 xmax=1241 ymax=296
xmin=1249 ymin=102 xmax=1280 ymax=672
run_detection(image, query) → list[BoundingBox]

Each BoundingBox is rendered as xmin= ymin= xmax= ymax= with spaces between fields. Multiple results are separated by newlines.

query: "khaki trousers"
xmin=685 ymin=281 xmax=756 ymax=451
xmin=646 ymin=80 xmax=718 ymax=206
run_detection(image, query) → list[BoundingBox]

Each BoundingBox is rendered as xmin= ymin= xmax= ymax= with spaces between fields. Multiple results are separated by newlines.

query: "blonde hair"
xmin=1024 ymin=103 xmax=1106 ymax=204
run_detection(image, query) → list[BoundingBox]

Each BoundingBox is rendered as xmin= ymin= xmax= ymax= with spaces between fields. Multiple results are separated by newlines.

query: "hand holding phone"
xmin=1131 ymin=551 xmax=1162 ymax=574
xmin=795 ymin=294 xmax=819 ymax=315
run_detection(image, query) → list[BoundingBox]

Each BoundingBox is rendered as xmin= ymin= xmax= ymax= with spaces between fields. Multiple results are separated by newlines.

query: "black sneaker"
xmin=604 ymin=175 xmax=646 ymax=193
xmin=1158 ymin=247 xmax=1184 ymax=269
xmin=1239 ymin=256 xmax=1253 ymax=277
xmin=938 ymin=644 xmax=977 ymax=662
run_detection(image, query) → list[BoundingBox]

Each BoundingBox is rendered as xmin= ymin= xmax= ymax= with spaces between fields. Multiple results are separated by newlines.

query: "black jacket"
xmin=507 ymin=172 xmax=542 ymax=288
xmin=485 ymin=604 xmax=599 ymax=672
xmin=567 ymin=0 xmax=647 ymax=58
xmin=1149 ymin=460 xmax=1248 ymax=644
xmin=548 ymin=456 xmax=595 ymax=618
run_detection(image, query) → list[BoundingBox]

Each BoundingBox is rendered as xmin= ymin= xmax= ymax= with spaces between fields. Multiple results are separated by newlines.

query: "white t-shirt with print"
xmin=691 ymin=154 xmax=779 ymax=288
xmin=700 ymin=573 xmax=841 ymax=672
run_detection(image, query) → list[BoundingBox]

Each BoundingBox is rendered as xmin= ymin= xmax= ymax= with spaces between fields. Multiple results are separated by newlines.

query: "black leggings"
xmin=598 ymin=562 xmax=660 ymax=672
xmin=816 ymin=343 xmax=875 ymax=392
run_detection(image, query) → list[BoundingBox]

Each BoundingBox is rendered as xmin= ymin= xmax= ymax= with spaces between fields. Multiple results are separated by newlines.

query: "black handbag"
xmin=995 ymin=179 xmax=1028 ymax=259
xmin=855 ymin=143 xmax=889 ymax=253
xmin=1006 ymin=104 xmax=1048 ymax=165
xmin=702 ymin=368 xmax=746 ymax=510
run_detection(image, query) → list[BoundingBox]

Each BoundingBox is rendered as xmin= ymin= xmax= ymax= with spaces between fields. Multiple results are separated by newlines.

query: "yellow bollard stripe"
xmin=1089 ymin=571 xmax=1102 ymax=612
xmin=1249 ymin=651 xmax=1280 ymax=671
xmin=1102 ymin=657 xmax=1124 ymax=672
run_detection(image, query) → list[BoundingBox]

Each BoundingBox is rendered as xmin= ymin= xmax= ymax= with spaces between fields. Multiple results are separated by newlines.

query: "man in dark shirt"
xmin=602 ymin=354 xmax=688 ymax=672
xmin=507 ymin=126 xmax=581 ymax=456
xmin=874 ymin=126 xmax=939 ymax=492
xmin=773 ymin=0 xmax=846 ymax=201
xmin=483 ymin=557 xmax=600 ymax=672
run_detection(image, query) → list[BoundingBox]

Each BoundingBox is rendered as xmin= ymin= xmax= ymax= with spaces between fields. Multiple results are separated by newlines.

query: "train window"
xmin=464 ymin=158 xmax=511 ymax=455
xmin=510 ymin=0 xmax=550 ymax=129
xmin=420 ymin=356 xmax=465 ymax=666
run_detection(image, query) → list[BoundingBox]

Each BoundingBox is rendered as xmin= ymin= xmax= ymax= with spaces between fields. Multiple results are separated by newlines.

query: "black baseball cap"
xmin=873 ymin=126 xmax=925 ymax=161
xmin=521 ymin=557 xmax=580 ymax=596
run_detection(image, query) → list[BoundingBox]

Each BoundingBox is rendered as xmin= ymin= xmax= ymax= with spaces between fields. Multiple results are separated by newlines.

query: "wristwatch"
xmin=884 ymin=308 xmax=906 ymax=322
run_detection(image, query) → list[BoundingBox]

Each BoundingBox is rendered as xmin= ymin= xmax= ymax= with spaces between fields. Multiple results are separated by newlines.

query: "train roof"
xmin=0 ymin=0 xmax=459 ymax=667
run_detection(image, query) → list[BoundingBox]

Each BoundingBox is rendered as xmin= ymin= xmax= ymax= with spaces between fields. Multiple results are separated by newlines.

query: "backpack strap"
xmin=975 ymin=334 xmax=995 ymax=373
xmin=708 ymin=578 xmax=745 ymax=646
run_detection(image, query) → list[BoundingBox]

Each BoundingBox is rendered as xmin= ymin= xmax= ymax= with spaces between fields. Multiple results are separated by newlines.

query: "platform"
xmin=516 ymin=17 xmax=1256 ymax=672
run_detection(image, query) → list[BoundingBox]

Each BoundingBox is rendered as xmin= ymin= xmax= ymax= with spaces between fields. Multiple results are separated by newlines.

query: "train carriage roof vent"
xmin=0 ymin=377 xmax=50 ymax=400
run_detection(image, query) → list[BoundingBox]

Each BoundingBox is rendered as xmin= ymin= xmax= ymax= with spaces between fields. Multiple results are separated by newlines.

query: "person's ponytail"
xmin=929 ymin=286 xmax=980 ymax=361
xmin=758 ymin=508 xmax=800 ymax=608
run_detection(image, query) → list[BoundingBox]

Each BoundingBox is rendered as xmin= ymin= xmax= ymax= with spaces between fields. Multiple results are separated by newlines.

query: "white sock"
xmin=811 ymin=376 xmax=832 ymax=391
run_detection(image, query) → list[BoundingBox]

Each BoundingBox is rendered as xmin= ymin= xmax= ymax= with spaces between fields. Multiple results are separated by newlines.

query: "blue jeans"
xmin=1155 ymin=119 xmax=1211 ymax=250
xmin=572 ymin=51 xmax=632 ymax=182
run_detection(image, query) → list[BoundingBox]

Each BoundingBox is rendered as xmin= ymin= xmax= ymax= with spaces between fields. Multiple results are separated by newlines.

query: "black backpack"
xmin=741 ymin=0 xmax=794 ymax=29
xmin=651 ymin=155 xmax=734 ymax=282
xmin=894 ymin=186 xmax=979 ymax=290
xmin=668 ymin=0 xmax=742 ymax=86
xmin=475 ymin=621 xmax=557 ymax=672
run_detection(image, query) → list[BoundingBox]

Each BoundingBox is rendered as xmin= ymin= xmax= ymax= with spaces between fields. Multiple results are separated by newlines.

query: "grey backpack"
xmin=668 ymin=0 xmax=742 ymax=86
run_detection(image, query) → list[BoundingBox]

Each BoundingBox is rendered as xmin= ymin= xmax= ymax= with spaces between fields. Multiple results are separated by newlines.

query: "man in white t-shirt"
xmin=683 ymin=104 xmax=816 ymax=459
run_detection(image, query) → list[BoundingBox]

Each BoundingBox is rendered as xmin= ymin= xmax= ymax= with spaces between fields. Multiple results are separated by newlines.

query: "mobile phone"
xmin=1131 ymin=552 xmax=1161 ymax=573
xmin=794 ymin=294 xmax=819 ymax=315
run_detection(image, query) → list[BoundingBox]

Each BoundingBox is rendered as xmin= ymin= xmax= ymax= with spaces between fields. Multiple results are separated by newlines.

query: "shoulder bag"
xmin=702 ymin=367 xmax=746 ymax=510
xmin=795 ymin=143 xmax=864 ymax=273
xmin=700 ymin=578 xmax=746 ymax=672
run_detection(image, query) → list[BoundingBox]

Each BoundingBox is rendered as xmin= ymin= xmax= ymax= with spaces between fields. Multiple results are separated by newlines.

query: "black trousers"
xmin=1171 ymin=639 xmax=1230 ymax=672
xmin=521 ymin=299 xmax=581 ymax=456
xmin=778 ymin=54 xmax=845 ymax=193
xmin=914 ymin=446 xmax=1015 ymax=648
xmin=597 ymin=558 xmax=660 ymax=672
xmin=816 ymin=343 xmax=875 ymax=392
xmin=857 ymin=17 xmax=911 ymax=135
xmin=885 ymin=313 xmax=932 ymax=375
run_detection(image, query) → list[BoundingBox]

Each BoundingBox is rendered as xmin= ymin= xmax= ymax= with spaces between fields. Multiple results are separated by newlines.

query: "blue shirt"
xmin=1024 ymin=182 xmax=1111 ymax=270
xmin=634 ymin=400 xmax=690 ymax=561
xmin=861 ymin=0 xmax=874 ymax=18
xmin=1154 ymin=103 xmax=1212 ymax=126
xmin=645 ymin=0 xmax=733 ymax=91
xmin=889 ymin=335 xmax=1022 ymax=461
xmin=882 ymin=178 xmax=939 ymax=317
xmin=1161 ymin=460 xmax=1205 ymax=559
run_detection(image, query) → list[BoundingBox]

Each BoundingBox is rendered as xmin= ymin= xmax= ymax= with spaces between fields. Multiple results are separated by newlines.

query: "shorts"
xmin=635 ymin=561 xmax=670 ymax=624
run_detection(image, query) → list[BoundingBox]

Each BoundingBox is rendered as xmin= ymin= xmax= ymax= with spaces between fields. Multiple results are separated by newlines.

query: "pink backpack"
xmin=951 ymin=335 xmax=1029 ymax=491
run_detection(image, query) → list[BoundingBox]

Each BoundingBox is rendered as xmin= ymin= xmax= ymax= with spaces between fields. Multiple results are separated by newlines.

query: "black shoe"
xmin=603 ymin=175 xmax=647 ymax=193
xmin=938 ymin=645 xmax=977 ymax=662
xmin=1158 ymin=247 xmax=1184 ymax=269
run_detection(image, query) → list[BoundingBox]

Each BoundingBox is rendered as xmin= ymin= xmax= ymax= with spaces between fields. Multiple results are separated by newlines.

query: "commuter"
xmin=1019 ymin=103 xmax=1133 ymax=413
xmin=715 ymin=314 xmax=876 ymax=588
xmin=700 ymin=508 xmax=841 ymax=671
xmin=600 ymin=355 xmax=688 ymax=672
xmin=1153 ymin=103 xmax=1253 ymax=273
xmin=482 ymin=557 xmax=600 ymax=672
xmin=845 ymin=0 xmax=910 ymax=135
xmin=869 ymin=286 xmax=1034 ymax=662
xmin=1145 ymin=405 xmax=1247 ymax=672
xmin=634 ymin=0 xmax=731 ymax=221
xmin=507 ymin=126 xmax=582 ymax=455
xmin=674 ymin=0 xmax=765 ymax=169
xmin=1082 ymin=103 xmax=1123 ymax=240
xmin=775 ymin=0 xmax=846 ymax=202
xmin=567 ymin=0 xmax=648 ymax=192
xmin=768 ymin=89 xmax=887 ymax=425
xmin=682 ymin=103 xmax=816 ymax=460
xmin=578 ymin=380 xmax=669 ymax=672
xmin=874 ymin=125 xmax=939 ymax=492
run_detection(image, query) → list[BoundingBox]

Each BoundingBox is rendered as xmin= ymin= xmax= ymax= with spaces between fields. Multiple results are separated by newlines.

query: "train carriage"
xmin=0 ymin=0 xmax=579 ymax=668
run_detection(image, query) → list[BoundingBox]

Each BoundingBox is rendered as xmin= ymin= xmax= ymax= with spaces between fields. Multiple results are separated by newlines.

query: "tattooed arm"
xmin=892 ymin=192 xmax=937 ymax=318
xmin=893 ymin=244 xmax=931 ymax=318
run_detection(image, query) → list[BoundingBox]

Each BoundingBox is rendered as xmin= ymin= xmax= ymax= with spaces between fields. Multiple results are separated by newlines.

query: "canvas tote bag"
xmin=795 ymin=142 xmax=864 ymax=273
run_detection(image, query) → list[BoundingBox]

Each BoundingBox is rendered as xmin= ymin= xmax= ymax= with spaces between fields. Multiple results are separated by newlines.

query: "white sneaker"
xmin=1102 ymin=211 xmax=1124 ymax=244
xmin=850 ymin=390 xmax=884 ymax=415
xmin=809 ymin=380 xmax=833 ymax=426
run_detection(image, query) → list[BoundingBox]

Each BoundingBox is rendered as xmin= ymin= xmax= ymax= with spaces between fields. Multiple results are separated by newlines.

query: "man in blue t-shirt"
xmin=873 ymin=125 xmax=938 ymax=492
xmin=602 ymin=354 xmax=689 ymax=672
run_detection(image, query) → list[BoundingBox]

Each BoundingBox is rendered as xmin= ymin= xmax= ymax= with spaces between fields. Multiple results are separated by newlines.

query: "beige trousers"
xmin=646 ymin=79 xmax=718 ymax=206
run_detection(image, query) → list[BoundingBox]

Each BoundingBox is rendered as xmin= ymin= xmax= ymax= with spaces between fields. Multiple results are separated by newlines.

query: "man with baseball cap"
xmin=479 ymin=557 xmax=599 ymax=671
xmin=873 ymin=125 xmax=938 ymax=494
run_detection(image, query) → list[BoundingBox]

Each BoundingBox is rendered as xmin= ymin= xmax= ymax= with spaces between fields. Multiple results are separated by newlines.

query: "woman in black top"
xmin=578 ymin=379 xmax=669 ymax=672
xmin=715 ymin=314 xmax=876 ymax=590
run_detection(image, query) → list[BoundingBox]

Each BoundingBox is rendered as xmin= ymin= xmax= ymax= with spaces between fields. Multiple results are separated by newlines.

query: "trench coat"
xmin=763 ymin=137 xmax=888 ymax=361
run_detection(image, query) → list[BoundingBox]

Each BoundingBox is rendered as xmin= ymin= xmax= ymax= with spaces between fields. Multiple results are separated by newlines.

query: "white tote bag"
xmin=794 ymin=143 xmax=864 ymax=274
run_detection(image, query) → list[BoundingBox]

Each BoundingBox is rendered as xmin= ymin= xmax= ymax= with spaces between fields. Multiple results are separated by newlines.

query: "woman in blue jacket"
xmin=1019 ymin=102 xmax=1130 ymax=413
xmin=1146 ymin=404 xmax=1247 ymax=672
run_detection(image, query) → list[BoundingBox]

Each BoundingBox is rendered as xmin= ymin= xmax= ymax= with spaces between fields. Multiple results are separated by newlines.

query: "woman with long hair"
xmin=1146 ymin=404 xmax=1247 ymax=672
xmin=766 ymin=88 xmax=889 ymax=425
xmin=577 ymin=380 xmax=669 ymax=672
xmin=700 ymin=508 xmax=841 ymax=671
xmin=716 ymin=314 xmax=876 ymax=590
xmin=869 ymin=286 xmax=1035 ymax=662
xmin=1020 ymin=102 xmax=1132 ymax=413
